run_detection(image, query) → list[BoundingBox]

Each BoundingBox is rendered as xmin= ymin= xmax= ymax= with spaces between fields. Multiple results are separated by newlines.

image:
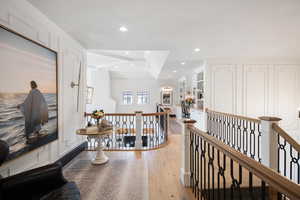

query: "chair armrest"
xmin=1 ymin=163 xmax=68 ymax=199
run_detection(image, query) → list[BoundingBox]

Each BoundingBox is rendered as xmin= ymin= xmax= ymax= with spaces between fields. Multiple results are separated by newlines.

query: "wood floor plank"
xmin=64 ymin=119 xmax=195 ymax=200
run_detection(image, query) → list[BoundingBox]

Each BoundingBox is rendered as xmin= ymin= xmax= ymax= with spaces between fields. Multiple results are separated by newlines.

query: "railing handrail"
xmin=206 ymin=108 xmax=261 ymax=123
xmin=85 ymin=112 xmax=136 ymax=117
xmin=189 ymin=125 xmax=300 ymax=200
xmin=142 ymin=112 xmax=166 ymax=116
xmin=272 ymin=123 xmax=300 ymax=153
xmin=85 ymin=112 xmax=167 ymax=117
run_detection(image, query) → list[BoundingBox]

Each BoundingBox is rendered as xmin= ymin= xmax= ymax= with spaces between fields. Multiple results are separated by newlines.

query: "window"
xmin=137 ymin=90 xmax=149 ymax=104
xmin=123 ymin=91 xmax=133 ymax=104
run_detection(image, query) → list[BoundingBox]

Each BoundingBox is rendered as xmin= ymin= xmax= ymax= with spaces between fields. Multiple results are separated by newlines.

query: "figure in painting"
xmin=18 ymin=81 xmax=49 ymax=143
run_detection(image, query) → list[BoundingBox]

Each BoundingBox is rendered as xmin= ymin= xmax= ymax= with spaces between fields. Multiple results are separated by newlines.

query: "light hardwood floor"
xmin=64 ymin=119 xmax=194 ymax=200
xmin=143 ymin=122 xmax=194 ymax=200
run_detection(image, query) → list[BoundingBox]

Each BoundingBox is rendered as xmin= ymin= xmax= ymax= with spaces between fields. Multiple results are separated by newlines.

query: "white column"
xmin=180 ymin=119 xmax=196 ymax=187
xmin=259 ymin=116 xmax=281 ymax=170
xmin=135 ymin=111 xmax=143 ymax=150
xmin=164 ymin=108 xmax=171 ymax=139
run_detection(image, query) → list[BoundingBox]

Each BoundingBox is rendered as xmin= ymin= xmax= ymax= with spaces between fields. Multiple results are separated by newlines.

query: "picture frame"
xmin=161 ymin=91 xmax=173 ymax=106
xmin=0 ymin=24 xmax=59 ymax=162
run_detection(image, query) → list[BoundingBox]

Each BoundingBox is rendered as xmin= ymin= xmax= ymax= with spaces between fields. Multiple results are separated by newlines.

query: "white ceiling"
xmin=28 ymin=0 xmax=300 ymax=79
xmin=87 ymin=50 xmax=169 ymax=79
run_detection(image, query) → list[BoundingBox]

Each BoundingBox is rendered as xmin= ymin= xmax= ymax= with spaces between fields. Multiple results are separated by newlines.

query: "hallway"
xmin=63 ymin=119 xmax=194 ymax=200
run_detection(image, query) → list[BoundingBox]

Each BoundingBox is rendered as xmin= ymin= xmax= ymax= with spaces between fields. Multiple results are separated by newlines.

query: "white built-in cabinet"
xmin=192 ymin=71 xmax=205 ymax=110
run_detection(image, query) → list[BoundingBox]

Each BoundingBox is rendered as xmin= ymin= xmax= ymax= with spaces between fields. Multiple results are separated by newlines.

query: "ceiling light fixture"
xmin=173 ymin=70 xmax=177 ymax=73
xmin=119 ymin=26 xmax=128 ymax=32
xmin=125 ymin=51 xmax=129 ymax=55
xmin=194 ymin=48 xmax=200 ymax=52
xmin=181 ymin=62 xmax=185 ymax=65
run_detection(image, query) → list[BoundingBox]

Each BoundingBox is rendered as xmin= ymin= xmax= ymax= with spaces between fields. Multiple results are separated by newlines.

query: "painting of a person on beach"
xmin=0 ymin=26 xmax=58 ymax=162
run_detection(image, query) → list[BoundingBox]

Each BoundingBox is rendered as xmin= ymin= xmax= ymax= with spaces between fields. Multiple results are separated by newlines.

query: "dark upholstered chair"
xmin=0 ymin=140 xmax=81 ymax=200
xmin=0 ymin=140 xmax=9 ymax=166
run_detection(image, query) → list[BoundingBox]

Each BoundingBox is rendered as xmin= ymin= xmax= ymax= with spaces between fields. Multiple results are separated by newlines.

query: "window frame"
xmin=122 ymin=90 xmax=133 ymax=105
xmin=137 ymin=90 xmax=150 ymax=105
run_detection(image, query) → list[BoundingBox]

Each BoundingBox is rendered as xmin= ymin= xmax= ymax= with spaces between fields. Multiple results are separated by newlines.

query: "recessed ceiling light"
xmin=181 ymin=62 xmax=185 ymax=65
xmin=194 ymin=48 xmax=200 ymax=52
xmin=125 ymin=51 xmax=129 ymax=55
xmin=119 ymin=26 xmax=128 ymax=32
xmin=173 ymin=70 xmax=177 ymax=73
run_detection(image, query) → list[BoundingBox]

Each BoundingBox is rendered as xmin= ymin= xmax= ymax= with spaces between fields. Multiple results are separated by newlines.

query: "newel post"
xmin=258 ymin=116 xmax=282 ymax=170
xmin=180 ymin=119 xmax=197 ymax=187
xmin=164 ymin=108 xmax=171 ymax=140
xmin=135 ymin=111 xmax=143 ymax=150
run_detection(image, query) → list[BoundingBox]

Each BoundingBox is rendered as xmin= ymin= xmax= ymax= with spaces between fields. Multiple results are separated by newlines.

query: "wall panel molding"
xmin=243 ymin=65 xmax=269 ymax=118
xmin=211 ymin=64 xmax=237 ymax=113
xmin=206 ymin=63 xmax=300 ymax=137
xmin=274 ymin=65 xmax=300 ymax=131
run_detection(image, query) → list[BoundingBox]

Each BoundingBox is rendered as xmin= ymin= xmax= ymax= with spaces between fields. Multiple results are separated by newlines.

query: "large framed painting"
xmin=0 ymin=24 xmax=58 ymax=162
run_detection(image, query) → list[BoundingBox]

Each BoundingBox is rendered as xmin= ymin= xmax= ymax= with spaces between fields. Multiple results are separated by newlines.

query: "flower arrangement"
xmin=92 ymin=109 xmax=104 ymax=119
xmin=185 ymin=97 xmax=194 ymax=107
xmin=91 ymin=109 xmax=104 ymax=124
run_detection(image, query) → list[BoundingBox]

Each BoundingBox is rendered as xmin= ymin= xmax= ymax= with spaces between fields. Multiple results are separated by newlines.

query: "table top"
xmin=76 ymin=126 xmax=113 ymax=136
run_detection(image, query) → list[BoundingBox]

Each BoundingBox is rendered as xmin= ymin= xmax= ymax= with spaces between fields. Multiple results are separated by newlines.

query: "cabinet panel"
xmin=212 ymin=65 xmax=236 ymax=113
xmin=244 ymin=65 xmax=269 ymax=118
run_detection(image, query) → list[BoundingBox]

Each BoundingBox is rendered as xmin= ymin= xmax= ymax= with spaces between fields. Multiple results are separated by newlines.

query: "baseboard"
xmin=55 ymin=141 xmax=87 ymax=167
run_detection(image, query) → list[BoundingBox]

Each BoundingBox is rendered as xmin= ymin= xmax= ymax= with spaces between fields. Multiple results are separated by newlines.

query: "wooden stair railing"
xmin=272 ymin=123 xmax=300 ymax=185
xmin=205 ymin=109 xmax=262 ymax=162
xmin=83 ymin=111 xmax=169 ymax=151
xmin=205 ymin=108 xmax=300 ymax=186
xmin=188 ymin=126 xmax=300 ymax=200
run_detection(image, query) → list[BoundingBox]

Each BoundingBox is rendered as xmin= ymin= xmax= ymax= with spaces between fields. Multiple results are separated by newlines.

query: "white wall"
xmin=0 ymin=0 xmax=86 ymax=176
xmin=86 ymin=67 xmax=116 ymax=113
xmin=111 ymin=78 xmax=177 ymax=113
xmin=205 ymin=62 xmax=300 ymax=140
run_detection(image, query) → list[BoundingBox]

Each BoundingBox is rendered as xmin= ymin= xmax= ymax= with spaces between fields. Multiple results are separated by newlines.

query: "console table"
xmin=76 ymin=127 xmax=112 ymax=165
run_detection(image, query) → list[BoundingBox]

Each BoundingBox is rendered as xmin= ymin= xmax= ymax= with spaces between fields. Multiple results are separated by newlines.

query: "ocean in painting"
xmin=0 ymin=92 xmax=57 ymax=156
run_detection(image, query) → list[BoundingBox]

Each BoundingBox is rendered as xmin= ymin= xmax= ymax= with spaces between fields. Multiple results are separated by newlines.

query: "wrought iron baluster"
xmin=258 ymin=123 xmax=262 ymax=163
xmin=226 ymin=116 xmax=231 ymax=146
xmin=232 ymin=117 xmax=237 ymax=149
xmin=278 ymin=135 xmax=287 ymax=177
xmin=249 ymin=122 xmax=256 ymax=159
xmin=207 ymin=112 xmax=211 ymax=135
xmin=199 ymin=136 xmax=203 ymax=200
xmin=195 ymin=134 xmax=200 ymax=200
xmin=248 ymin=172 xmax=254 ymax=200
xmin=208 ymin=144 xmax=215 ymax=200
xmin=190 ymin=130 xmax=195 ymax=191
xmin=217 ymin=149 xmax=226 ymax=200
xmin=242 ymin=120 xmax=249 ymax=155
xmin=230 ymin=159 xmax=242 ymax=200
xmin=261 ymin=181 xmax=266 ymax=200
xmin=289 ymin=144 xmax=300 ymax=183
xmin=201 ymin=139 xmax=207 ymax=199
xmin=237 ymin=119 xmax=242 ymax=152
xmin=223 ymin=115 xmax=227 ymax=143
